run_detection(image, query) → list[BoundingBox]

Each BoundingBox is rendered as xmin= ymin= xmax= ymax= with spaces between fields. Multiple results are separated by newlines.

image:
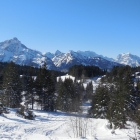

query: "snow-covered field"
xmin=0 ymin=106 xmax=132 ymax=140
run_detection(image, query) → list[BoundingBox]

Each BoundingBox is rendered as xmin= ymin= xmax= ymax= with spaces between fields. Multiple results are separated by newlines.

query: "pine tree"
xmin=1 ymin=62 xmax=22 ymax=108
xmin=25 ymin=66 xmax=35 ymax=109
xmin=56 ymin=78 xmax=74 ymax=112
xmin=89 ymin=84 xmax=109 ymax=118
xmin=35 ymin=67 xmax=43 ymax=109
xmin=72 ymin=81 xmax=84 ymax=111
xmin=35 ymin=62 xmax=55 ymax=111
xmin=85 ymin=81 xmax=93 ymax=101
xmin=105 ymin=66 xmax=138 ymax=128
xmin=56 ymin=78 xmax=82 ymax=112
xmin=108 ymin=86 xmax=127 ymax=129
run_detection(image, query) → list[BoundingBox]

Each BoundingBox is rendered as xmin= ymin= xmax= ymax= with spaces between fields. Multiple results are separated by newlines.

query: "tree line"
xmin=0 ymin=62 xmax=99 ymax=117
xmin=0 ymin=61 xmax=64 ymax=118
xmin=68 ymin=65 xmax=106 ymax=79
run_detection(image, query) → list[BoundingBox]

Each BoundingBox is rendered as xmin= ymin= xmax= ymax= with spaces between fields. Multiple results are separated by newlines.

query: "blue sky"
xmin=0 ymin=0 xmax=140 ymax=58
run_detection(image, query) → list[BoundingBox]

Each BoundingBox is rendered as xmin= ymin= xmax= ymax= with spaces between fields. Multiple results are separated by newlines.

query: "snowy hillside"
xmin=115 ymin=53 xmax=140 ymax=67
xmin=0 ymin=105 xmax=133 ymax=140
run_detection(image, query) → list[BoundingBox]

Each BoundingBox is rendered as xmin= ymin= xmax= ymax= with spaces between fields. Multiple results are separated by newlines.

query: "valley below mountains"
xmin=0 ymin=37 xmax=140 ymax=71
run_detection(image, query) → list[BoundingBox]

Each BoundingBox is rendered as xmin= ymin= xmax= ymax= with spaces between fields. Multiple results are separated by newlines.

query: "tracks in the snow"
xmin=0 ymin=113 xmax=67 ymax=140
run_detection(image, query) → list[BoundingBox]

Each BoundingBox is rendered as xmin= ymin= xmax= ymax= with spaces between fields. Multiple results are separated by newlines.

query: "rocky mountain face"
xmin=115 ymin=53 xmax=140 ymax=67
xmin=0 ymin=38 xmax=139 ymax=71
xmin=0 ymin=38 xmax=57 ymax=70
xmin=52 ymin=50 xmax=122 ymax=71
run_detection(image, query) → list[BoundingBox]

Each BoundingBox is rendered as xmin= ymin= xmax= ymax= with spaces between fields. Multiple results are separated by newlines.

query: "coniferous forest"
xmin=0 ymin=61 xmax=140 ymax=132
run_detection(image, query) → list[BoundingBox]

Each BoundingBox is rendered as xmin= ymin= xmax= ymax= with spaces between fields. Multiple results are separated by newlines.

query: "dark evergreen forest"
xmin=68 ymin=65 xmax=106 ymax=79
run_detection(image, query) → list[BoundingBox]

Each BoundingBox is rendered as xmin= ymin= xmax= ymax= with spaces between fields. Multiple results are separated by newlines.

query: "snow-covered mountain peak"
xmin=117 ymin=53 xmax=139 ymax=60
xmin=115 ymin=53 xmax=140 ymax=67
xmin=68 ymin=50 xmax=75 ymax=54
xmin=0 ymin=38 xmax=57 ymax=70
xmin=121 ymin=52 xmax=131 ymax=57
xmin=0 ymin=37 xmax=28 ymax=53
xmin=126 ymin=52 xmax=131 ymax=55
xmin=77 ymin=50 xmax=98 ymax=58
xmin=12 ymin=37 xmax=20 ymax=41
xmin=55 ymin=50 xmax=62 ymax=56
xmin=67 ymin=50 xmax=83 ymax=59
xmin=5 ymin=37 xmax=21 ymax=45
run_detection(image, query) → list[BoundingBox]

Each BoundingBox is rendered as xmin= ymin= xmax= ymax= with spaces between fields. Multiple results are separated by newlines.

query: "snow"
xmin=57 ymin=75 xmax=101 ymax=92
xmin=57 ymin=74 xmax=75 ymax=82
xmin=115 ymin=53 xmax=140 ymax=67
xmin=0 ymin=105 xmax=134 ymax=140
xmin=0 ymin=38 xmax=56 ymax=70
xmin=83 ymin=76 xmax=101 ymax=91
xmin=1 ymin=38 xmax=140 ymax=69
xmin=135 ymin=72 xmax=140 ymax=75
xmin=0 ymin=37 xmax=125 ymax=70
xmin=55 ymin=50 xmax=62 ymax=56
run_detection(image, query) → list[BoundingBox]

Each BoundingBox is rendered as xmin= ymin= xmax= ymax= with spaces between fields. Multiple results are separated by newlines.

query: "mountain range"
xmin=0 ymin=38 xmax=140 ymax=71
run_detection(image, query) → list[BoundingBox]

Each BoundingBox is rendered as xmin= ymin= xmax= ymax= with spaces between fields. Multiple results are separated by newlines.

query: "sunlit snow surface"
xmin=0 ymin=106 xmax=133 ymax=140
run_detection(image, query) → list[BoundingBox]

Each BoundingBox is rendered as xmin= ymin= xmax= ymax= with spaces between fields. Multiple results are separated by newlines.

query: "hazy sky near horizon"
xmin=0 ymin=0 xmax=140 ymax=58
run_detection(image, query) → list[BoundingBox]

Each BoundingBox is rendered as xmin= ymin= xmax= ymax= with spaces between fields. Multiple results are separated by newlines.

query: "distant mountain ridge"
xmin=0 ymin=38 xmax=139 ymax=71
xmin=114 ymin=53 xmax=140 ymax=67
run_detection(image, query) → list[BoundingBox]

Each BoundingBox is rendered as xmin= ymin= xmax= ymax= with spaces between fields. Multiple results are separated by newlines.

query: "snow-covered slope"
xmin=52 ymin=50 xmax=86 ymax=70
xmin=115 ymin=53 xmax=140 ymax=67
xmin=0 ymin=38 xmax=57 ymax=70
xmin=0 ymin=105 xmax=135 ymax=140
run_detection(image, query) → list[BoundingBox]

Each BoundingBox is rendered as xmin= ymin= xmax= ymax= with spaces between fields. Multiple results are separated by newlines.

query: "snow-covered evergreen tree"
xmin=35 ymin=62 xmax=55 ymax=111
xmin=1 ymin=62 xmax=22 ymax=108
xmin=89 ymin=84 xmax=109 ymax=118
xmin=56 ymin=78 xmax=82 ymax=112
